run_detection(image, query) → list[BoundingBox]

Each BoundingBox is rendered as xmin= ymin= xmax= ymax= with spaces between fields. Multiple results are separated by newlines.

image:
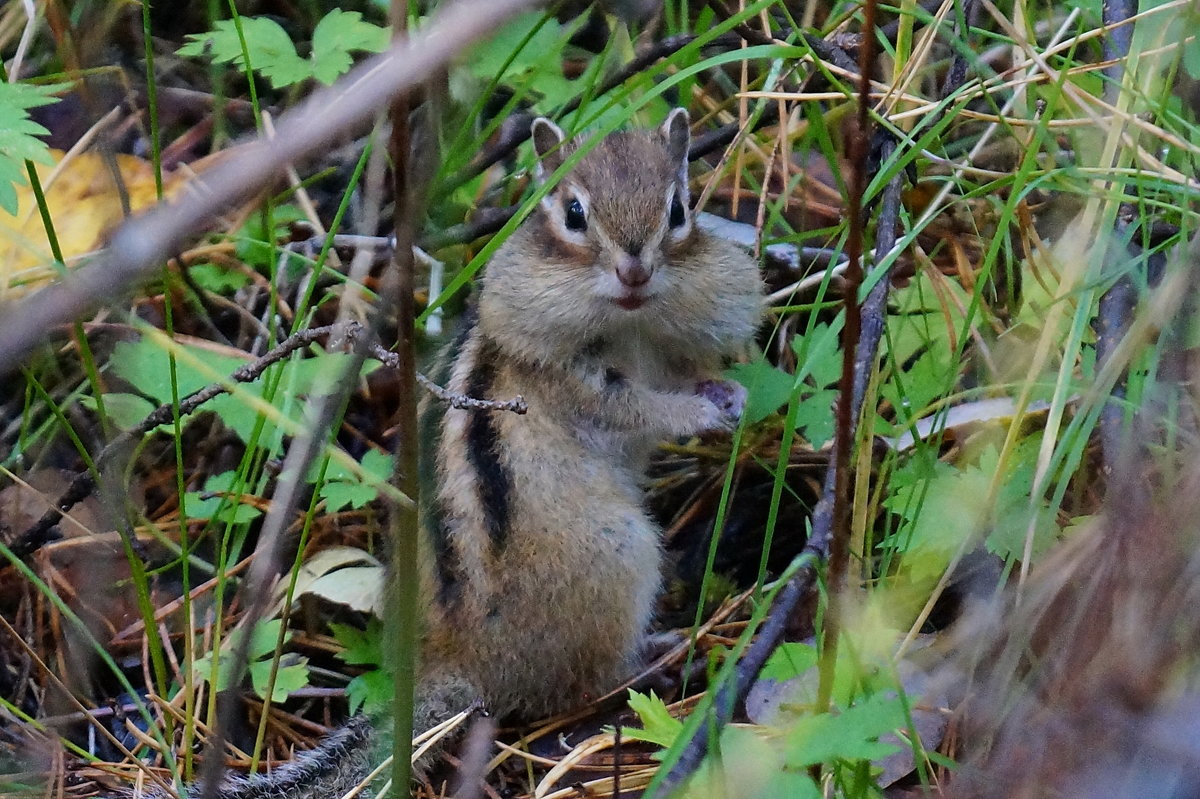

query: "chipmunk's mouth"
xmin=614 ymin=294 xmax=647 ymax=310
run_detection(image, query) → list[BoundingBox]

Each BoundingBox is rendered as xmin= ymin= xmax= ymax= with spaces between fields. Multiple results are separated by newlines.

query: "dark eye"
xmin=669 ymin=194 xmax=686 ymax=228
xmin=565 ymin=198 xmax=587 ymax=232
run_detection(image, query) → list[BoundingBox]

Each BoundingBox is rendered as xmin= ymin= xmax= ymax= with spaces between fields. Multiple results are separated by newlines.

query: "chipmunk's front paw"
xmin=695 ymin=379 xmax=748 ymax=429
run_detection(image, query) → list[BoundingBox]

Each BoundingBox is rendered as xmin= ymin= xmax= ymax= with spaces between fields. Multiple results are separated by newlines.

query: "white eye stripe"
xmin=542 ymin=185 xmax=592 ymax=243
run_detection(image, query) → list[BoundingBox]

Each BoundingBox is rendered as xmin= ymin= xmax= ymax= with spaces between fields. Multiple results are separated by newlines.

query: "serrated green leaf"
xmin=784 ymin=692 xmax=906 ymax=768
xmin=109 ymin=335 xmax=378 ymax=448
xmin=110 ymin=338 xmax=243 ymax=403
xmin=624 ymin=690 xmax=683 ymax=748
xmin=464 ymin=11 xmax=594 ymax=111
xmin=193 ymin=620 xmax=304 ymax=701
xmin=792 ymin=320 xmax=843 ymax=388
xmin=310 ymin=10 xmax=388 ymax=85
xmin=249 ymin=656 xmax=310 ymax=703
xmin=795 ymin=388 xmax=837 ymax=448
xmin=728 ymin=359 xmax=793 ymax=424
xmin=984 ymin=436 xmax=1059 ymax=561
xmin=243 ymin=618 xmax=291 ymax=660
xmin=0 ymin=82 xmax=60 ymax=215
xmin=346 ymin=667 xmax=392 ymax=715
xmin=189 ymin=263 xmax=252 ymax=293
xmin=179 ymin=17 xmax=311 ymax=89
xmin=331 ymin=619 xmax=384 ymax=667
xmin=321 ymin=480 xmax=376 ymax=512
xmin=318 ymin=448 xmax=392 ymax=511
xmin=184 ymin=471 xmax=263 ymax=524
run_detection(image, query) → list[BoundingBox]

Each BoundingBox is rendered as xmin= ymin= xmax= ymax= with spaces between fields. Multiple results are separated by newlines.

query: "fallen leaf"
xmin=0 ymin=150 xmax=187 ymax=299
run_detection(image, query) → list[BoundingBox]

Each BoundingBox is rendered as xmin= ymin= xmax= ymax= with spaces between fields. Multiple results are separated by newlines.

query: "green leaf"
xmin=109 ymin=335 xmax=379 ymax=448
xmin=109 ymin=338 xmax=244 ymax=403
xmin=792 ymin=320 xmax=843 ymax=389
xmin=310 ymin=10 xmax=388 ymax=85
xmin=179 ymin=17 xmax=310 ymax=89
xmin=319 ymin=449 xmax=393 ymax=511
xmin=249 ymin=655 xmax=310 ymax=703
xmin=794 ymin=388 xmax=838 ymax=448
xmin=883 ymin=438 xmax=1060 ymax=573
xmin=465 ymin=11 xmax=594 ymax=111
xmin=346 ymin=667 xmax=392 ymax=715
xmin=192 ymin=619 xmax=306 ymax=702
xmin=0 ymin=81 xmax=61 ymax=215
xmin=243 ymin=618 xmax=292 ymax=660
xmin=700 ymin=726 xmax=822 ymax=799
xmin=882 ymin=451 xmax=986 ymax=581
xmin=759 ymin=642 xmax=819 ymax=683
xmin=192 ymin=651 xmax=235 ymax=692
xmin=320 ymin=479 xmax=377 ymax=512
xmin=179 ymin=12 xmax=387 ymax=89
xmin=189 ymin=262 xmax=252 ymax=293
xmin=81 ymin=393 xmax=156 ymax=431
xmin=624 ymin=690 xmax=683 ymax=748
xmin=728 ymin=358 xmax=793 ymax=424
xmin=331 ymin=618 xmax=384 ymax=667
xmin=234 ymin=203 xmax=307 ymax=268
xmin=983 ymin=437 xmax=1059 ymax=561
xmin=784 ymin=693 xmax=906 ymax=768
xmin=184 ymin=471 xmax=263 ymax=524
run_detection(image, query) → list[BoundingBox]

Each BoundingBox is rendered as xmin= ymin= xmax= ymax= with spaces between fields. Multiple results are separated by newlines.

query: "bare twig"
xmin=9 ymin=323 xmax=343 ymax=558
xmin=417 ymin=205 xmax=521 ymax=252
xmin=9 ymin=321 xmax=522 ymax=559
xmin=0 ymin=0 xmax=545 ymax=376
xmin=416 ymin=372 xmax=527 ymax=414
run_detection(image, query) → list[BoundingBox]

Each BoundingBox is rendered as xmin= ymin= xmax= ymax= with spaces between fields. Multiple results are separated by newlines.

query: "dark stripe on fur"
xmin=138 ymin=717 xmax=373 ymax=799
xmin=420 ymin=306 xmax=478 ymax=606
xmin=465 ymin=335 xmax=513 ymax=553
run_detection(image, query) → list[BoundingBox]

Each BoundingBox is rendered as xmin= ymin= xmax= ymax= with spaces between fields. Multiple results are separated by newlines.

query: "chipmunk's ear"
xmin=532 ymin=117 xmax=566 ymax=180
xmin=661 ymin=108 xmax=691 ymax=171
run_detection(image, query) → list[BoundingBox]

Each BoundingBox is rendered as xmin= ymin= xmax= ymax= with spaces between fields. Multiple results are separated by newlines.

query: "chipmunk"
xmin=127 ymin=109 xmax=761 ymax=798
xmin=414 ymin=108 xmax=763 ymax=737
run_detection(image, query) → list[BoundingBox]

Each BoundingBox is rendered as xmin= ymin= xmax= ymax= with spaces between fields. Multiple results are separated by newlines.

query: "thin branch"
xmin=8 ymin=321 xmax=522 ymax=560
xmin=8 ymin=323 xmax=341 ymax=558
xmin=416 ymin=372 xmax=527 ymax=414
xmin=417 ymin=205 xmax=520 ymax=251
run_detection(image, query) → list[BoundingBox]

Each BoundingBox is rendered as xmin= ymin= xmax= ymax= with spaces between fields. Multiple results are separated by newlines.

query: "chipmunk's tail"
xmin=131 ymin=717 xmax=375 ymax=799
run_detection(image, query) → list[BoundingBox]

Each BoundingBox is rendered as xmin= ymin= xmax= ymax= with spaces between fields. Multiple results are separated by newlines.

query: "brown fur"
xmin=416 ymin=110 xmax=763 ymax=733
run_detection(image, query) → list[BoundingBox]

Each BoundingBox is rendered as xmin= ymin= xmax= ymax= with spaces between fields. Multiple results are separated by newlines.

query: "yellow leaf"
xmin=0 ymin=150 xmax=186 ymax=299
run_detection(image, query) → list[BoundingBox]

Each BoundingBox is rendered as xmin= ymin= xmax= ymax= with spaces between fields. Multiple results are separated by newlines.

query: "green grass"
xmin=1 ymin=0 xmax=1198 ymax=796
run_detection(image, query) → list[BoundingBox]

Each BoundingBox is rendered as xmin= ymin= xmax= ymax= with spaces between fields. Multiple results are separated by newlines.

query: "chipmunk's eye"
xmin=565 ymin=198 xmax=588 ymax=232
xmin=669 ymin=193 xmax=686 ymax=228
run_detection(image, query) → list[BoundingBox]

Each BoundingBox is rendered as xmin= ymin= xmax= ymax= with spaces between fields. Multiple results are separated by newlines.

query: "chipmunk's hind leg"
xmin=409 ymin=671 xmax=485 ymax=776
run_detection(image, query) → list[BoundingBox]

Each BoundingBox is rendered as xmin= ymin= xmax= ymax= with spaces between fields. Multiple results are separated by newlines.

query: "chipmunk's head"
xmin=529 ymin=108 xmax=696 ymax=313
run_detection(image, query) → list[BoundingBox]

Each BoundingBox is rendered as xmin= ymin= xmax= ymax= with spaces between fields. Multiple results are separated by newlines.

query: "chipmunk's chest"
xmin=582 ymin=330 xmax=690 ymax=391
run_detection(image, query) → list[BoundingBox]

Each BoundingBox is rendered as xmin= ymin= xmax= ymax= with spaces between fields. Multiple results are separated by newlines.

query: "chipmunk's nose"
xmin=616 ymin=254 xmax=651 ymax=287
